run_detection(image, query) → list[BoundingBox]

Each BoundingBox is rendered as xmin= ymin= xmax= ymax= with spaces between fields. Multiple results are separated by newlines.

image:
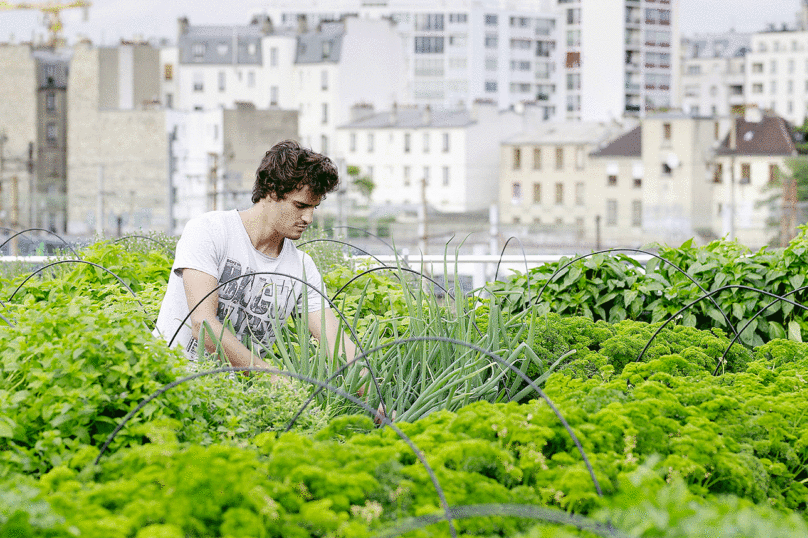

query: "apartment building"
xmin=499 ymin=121 xmax=626 ymax=242
xmin=337 ymin=100 xmax=539 ymax=213
xmin=0 ymin=44 xmax=72 ymax=234
xmin=679 ymin=31 xmax=750 ymax=117
xmin=711 ymin=109 xmax=797 ymax=248
xmin=557 ymin=0 xmax=680 ymax=122
xmin=263 ymin=0 xmax=562 ymax=115
xmin=745 ymin=28 xmax=808 ymax=125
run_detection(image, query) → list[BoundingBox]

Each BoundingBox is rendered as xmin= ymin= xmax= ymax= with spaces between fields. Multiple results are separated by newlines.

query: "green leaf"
xmin=789 ymin=273 xmax=805 ymax=290
xmin=768 ymin=321 xmax=786 ymax=339
xmin=623 ymin=290 xmax=639 ymax=308
xmin=788 ymin=320 xmax=803 ymax=342
xmin=0 ymin=420 xmax=13 ymax=438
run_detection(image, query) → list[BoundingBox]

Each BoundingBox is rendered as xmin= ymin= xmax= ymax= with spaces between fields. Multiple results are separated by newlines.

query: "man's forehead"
xmin=288 ymin=186 xmax=322 ymax=205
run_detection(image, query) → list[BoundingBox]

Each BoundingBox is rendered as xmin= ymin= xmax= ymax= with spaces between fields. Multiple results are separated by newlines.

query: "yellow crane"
xmin=0 ymin=0 xmax=91 ymax=48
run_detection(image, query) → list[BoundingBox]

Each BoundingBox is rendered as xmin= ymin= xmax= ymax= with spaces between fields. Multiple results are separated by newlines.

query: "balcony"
xmin=626 ymin=82 xmax=640 ymax=92
xmin=625 ymin=104 xmax=641 ymax=113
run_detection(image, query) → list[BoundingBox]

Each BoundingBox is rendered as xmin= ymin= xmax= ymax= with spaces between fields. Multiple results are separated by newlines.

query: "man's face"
xmin=268 ymin=186 xmax=322 ymax=240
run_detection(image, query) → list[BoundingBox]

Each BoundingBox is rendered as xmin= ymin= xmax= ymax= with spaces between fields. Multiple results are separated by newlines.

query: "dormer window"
xmin=743 ymin=131 xmax=754 ymax=141
xmin=216 ymin=43 xmax=229 ymax=56
xmin=247 ymin=43 xmax=257 ymax=55
xmin=192 ymin=43 xmax=206 ymax=60
xmin=322 ymin=41 xmax=331 ymax=59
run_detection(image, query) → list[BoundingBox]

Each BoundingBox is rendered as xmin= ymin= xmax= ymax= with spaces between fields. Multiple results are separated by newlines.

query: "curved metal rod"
xmin=317 ymin=225 xmax=398 ymax=255
xmin=294 ymin=237 xmax=388 ymax=267
xmin=635 ymin=284 xmax=808 ymax=366
xmin=284 ymin=336 xmax=603 ymax=499
xmin=0 ymin=312 xmax=15 ymax=327
xmin=713 ymin=285 xmax=808 ymax=375
xmin=376 ymin=503 xmax=627 ymax=538
xmin=0 ymin=227 xmax=81 ymax=259
xmin=92 ymin=365 xmax=459 ymax=538
xmin=492 ymin=236 xmax=532 ymax=306
xmin=111 ymin=235 xmax=174 ymax=251
xmin=8 ymin=259 xmax=143 ymax=310
xmin=331 ymin=265 xmax=456 ymax=303
xmin=165 ymin=270 xmax=385 ymax=417
xmin=530 ymin=248 xmax=739 ymax=339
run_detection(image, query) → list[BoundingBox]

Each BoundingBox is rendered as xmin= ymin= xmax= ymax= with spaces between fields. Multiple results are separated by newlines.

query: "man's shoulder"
xmin=182 ymin=210 xmax=238 ymax=235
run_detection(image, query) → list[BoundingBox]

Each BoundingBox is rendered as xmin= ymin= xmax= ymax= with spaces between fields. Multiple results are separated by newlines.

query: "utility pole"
xmin=167 ymin=127 xmax=177 ymax=234
xmin=0 ymin=130 xmax=6 ymax=227
xmin=208 ymin=152 xmax=219 ymax=211
xmin=417 ymin=174 xmax=427 ymax=255
xmin=28 ymin=142 xmax=35 ymax=230
xmin=96 ymin=164 xmax=104 ymax=236
xmin=728 ymin=116 xmax=737 ymax=241
xmin=10 ymin=176 xmax=19 ymax=255
xmin=781 ymin=175 xmax=797 ymax=246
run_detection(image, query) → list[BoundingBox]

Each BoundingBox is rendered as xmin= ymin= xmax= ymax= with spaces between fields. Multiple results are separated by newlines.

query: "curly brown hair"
xmin=252 ymin=140 xmax=339 ymax=203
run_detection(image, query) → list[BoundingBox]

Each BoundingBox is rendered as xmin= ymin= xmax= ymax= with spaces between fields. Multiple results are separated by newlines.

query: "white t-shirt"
xmin=154 ymin=210 xmax=326 ymax=357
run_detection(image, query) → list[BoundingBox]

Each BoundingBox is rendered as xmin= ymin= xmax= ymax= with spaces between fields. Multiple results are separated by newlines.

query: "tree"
xmin=346 ymin=165 xmax=375 ymax=206
xmin=759 ymin=157 xmax=808 ymax=246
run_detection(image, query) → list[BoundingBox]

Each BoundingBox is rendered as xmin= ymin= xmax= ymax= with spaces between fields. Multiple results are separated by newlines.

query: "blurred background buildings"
xmin=0 ymin=0 xmax=806 ymax=257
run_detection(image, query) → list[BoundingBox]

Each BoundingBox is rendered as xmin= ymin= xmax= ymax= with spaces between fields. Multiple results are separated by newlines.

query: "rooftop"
xmin=504 ymin=121 xmax=622 ymax=146
xmin=590 ymin=126 xmax=642 ymax=158
xmin=716 ymin=114 xmax=797 ymax=156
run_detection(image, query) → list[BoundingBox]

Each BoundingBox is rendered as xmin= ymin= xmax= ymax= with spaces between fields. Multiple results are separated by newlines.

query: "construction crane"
xmin=0 ymin=1 xmax=91 ymax=48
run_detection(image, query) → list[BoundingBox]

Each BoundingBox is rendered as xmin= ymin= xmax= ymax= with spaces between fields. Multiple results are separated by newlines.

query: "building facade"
xmin=337 ymin=100 xmax=538 ymax=213
xmin=679 ymin=31 xmax=750 ymax=117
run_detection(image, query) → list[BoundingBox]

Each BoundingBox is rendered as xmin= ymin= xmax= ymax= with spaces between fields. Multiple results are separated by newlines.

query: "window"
xmin=663 ymin=122 xmax=671 ymax=141
xmin=511 ymin=60 xmax=531 ymax=71
xmin=485 ymin=81 xmax=497 ymax=92
xmin=449 ymin=13 xmax=468 ymax=23
xmin=631 ymin=200 xmax=642 ymax=227
xmin=513 ymin=148 xmax=521 ymax=169
xmin=45 ymin=92 xmax=55 ymax=112
xmin=404 ymin=133 xmax=411 ymax=152
xmin=442 ymin=166 xmax=450 ymax=186
xmin=608 ymin=174 xmax=617 ymax=186
xmin=555 ymin=182 xmax=563 ymax=204
xmin=752 ymin=62 xmax=763 ymax=73
xmin=536 ymin=41 xmax=553 ymax=57
xmin=368 ymin=133 xmax=374 ymax=152
xmin=510 ymin=39 xmax=531 ymax=50
xmin=566 ymin=73 xmax=581 ymax=90
xmin=752 ymin=83 xmax=763 ymax=94
xmin=789 ymin=58 xmax=795 ymax=74
xmin=448 ymin=34 xmax=467 ymax=47
xmin=423 ymin=166 xmax=430 ymax=185
xmin=164 ymin=63 xmax=173 ymax=80
xmin=367 ymin=166 xmax=374 ymax=179
xmin=415 ymin=13 xmax=444 ymax=31
xmin=193 ymin=72 xmax=204 ymax=92
xmin=485 ymin=35 xmax=498 ymax=49
xmin=555 ymin=147 xmax=563 ymax=170
xmin=46 ymin=122 xmax=57 ymax=146
xmin=270 ymin=86 xmax=278 ymax=106
xmin=349 ymin=132 xmax=356 ymax=152
xmin=567 ymin=8 xmax=581 ymax=24
xmin=485 ymin=57 xmax=497 ymax=70
xmin=403 ymin=166 xmax=411 ymax=186
xmin=769 ymin=164 xmax=778 ymax=183
xmin=218 ymin=71 xmax=226 ymax=91
xmin=321 ymin=103 xmax=328 ymax=124
xmin=771 ymin=80 xmax=777 ymax=94
xmin=606 ymin=199 xmax=617 ymax=225
xmin=788 ymin=80 xmax=794 ymax=94
xmin=686 ymin=64 xmax=701 ymax=75
xmin=414 ymin=36 xmax=445 ymax=53
xmin=511 ymin=182 xmax=522 ymax=204
xmin=247 ymin=71 xmax=255 ymax=87
xmin=321 ymin=135 xmax=328 ymax=155
xmin=575 ymin=147 xmax=585 ymax=170
xmin=510 ymin=16 xmax=530 ymax=28
xmin=575 ymin=182 xmax=584 ymax=205
xmin=567 ymin=29 xmax=581 ymax=47
xmin=662 ymin=163 xmax=672 ymax=176
xmin=247 ymin=43 xmax=257 ymax=56
xmin=420 ymin=132 xmax=428 ymax=153
xmin=442 ymin=132 xmax=450 ymax=152
xmin=634 ymin=178 xmax=642 ymax=188
xmin=485 ymin=14 xmax=498 ymax=26
xmin=533 ymin=147 xmax=541 ymax=169
xmin=192 ymin=43 xmax=205 ymax=60
xmin=771 ymin=59 xmax=777 ymax=74
xmin=322 ymin=41 xmax=332 ymax=59
xmin=321 ymin=70 xmax=328 ymax=90
xmin=713 ymin=163 xmax=723 ymax=183
xmin=533 ymin=183 xmax=541 ymax=203
xmin=270 ymin=47 xmax=278 ymax=67
xmin=165 ymin=93 xmax=173 ymax=108
xmin=566 ymin=51 xmax=581 ymax=68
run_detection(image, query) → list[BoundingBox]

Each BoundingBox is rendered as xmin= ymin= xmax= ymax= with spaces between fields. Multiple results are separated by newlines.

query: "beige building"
xmin=498 ymin=121 xmax=625 ymax=243
xmin=711 ymin=109 xmax=797 ymax=248
xmin=0 ymin=44 xmax=69 ymax=235
xmin=67 ymin=41 xmax=169 ymax=236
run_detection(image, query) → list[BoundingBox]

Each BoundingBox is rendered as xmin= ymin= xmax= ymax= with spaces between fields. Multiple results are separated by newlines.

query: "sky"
xmin=0 ymin=0 xmax=801 ymax=46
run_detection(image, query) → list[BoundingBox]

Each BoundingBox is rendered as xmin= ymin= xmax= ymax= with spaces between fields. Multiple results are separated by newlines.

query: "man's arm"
xmin=182 ymin=268 xmax=276 ymax=374
xmin=307 ymin=307 xmax=357 ymax=363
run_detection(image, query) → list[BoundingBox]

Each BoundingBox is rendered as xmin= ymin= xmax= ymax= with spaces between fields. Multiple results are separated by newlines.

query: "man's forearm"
xmin=192 ymin=316 xmax=271 ymax=370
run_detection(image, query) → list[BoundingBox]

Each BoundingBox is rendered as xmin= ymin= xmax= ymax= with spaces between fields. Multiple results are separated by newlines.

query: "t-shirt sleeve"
xmin=298 ymin=253 xmax=327 ymax=313
xmin=172 ymin=215 xmax=223 ymax=280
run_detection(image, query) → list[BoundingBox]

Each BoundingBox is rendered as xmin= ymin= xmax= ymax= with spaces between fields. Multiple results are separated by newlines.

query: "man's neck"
xmin=240 ymin=205 xmax=284 ymax=257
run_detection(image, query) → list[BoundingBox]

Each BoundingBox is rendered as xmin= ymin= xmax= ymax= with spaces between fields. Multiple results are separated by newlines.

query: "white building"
xmin=336 ymin=100 xmax=540 ymax=213
xmin=293 ymin=17 xmax=408 ymax=156
xmin=745 ymin=27 xmax=808 ymax=125
xmin=679 ymin=31 xmax=750 ymax=117
xmin=560 ymin=0 xmax=681 ymax=122
xmin=261 ymin=0 xmax=562 ymax=115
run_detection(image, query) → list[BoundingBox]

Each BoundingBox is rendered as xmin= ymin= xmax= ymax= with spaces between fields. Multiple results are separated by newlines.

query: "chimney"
xmin=422 ymin=104 xmax=431 ymax=125
xmin=729 ymin=116 xmax=737 ymax=150
xmin=471 ymin=98 xmax=495 ymax=122
xmin=297 ymin=14 xmax=308 ymax=34
xmin=744 ymin=106 xmax=763 ymax=123
xmin=389 ymin=102 xmax=398 ymax=124
xmin=350 ymin=103 xmax=375 ymax=122
xmin=178 ymin=17 xmax=189 ymax=38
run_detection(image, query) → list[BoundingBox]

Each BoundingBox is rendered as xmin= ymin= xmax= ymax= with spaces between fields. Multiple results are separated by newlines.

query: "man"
xmin=154 ymin=140 xmax=356 ymax=375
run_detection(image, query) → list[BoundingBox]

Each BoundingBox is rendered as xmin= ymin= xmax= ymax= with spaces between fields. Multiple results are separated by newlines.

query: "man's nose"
xmin=301 ymin=208 xmax=314 ymax=224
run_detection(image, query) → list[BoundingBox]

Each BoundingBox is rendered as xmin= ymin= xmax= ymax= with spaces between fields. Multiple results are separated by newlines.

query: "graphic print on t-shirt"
xmin=185 ymin=257 xmax=296 ymax=356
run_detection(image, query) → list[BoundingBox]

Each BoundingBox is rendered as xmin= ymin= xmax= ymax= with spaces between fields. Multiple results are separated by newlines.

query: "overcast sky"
xmin=0 ymin=0 xmax=800 ymax=46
